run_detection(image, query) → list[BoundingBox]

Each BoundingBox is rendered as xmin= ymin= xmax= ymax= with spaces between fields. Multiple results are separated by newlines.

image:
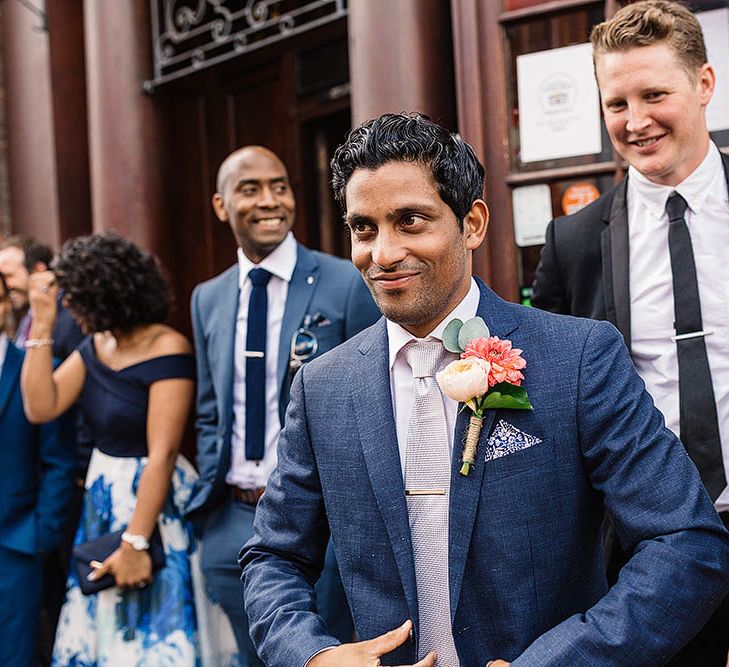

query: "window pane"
xmin=505 ymin=8 xmax=612 ymax=173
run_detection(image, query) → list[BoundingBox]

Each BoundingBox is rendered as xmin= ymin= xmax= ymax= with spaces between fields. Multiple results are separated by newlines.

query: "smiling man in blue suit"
xmin=186 ymin=145 xmax=380 ymax=664
xmin=0 ymin=273 xmax=75 ymax=667
xmin=240 ymin=114 xmax=729 ymax=667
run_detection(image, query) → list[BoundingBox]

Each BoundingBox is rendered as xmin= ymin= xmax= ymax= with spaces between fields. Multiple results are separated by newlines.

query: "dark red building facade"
xmin=2 ymin=0 xmax=727 ymax=332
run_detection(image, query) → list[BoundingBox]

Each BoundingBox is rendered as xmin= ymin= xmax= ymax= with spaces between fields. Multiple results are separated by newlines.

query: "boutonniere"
xmin=436 ymin=317 xmax=533 ymax=476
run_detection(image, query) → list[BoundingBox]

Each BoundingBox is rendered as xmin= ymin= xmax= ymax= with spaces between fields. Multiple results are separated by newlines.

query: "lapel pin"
xmin=307 ymin=275 xmax=314 ymax=285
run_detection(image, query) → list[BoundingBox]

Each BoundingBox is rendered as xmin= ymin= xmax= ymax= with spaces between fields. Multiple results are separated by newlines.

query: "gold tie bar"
xmin=405 ymin=489 xmax=446 ymax=496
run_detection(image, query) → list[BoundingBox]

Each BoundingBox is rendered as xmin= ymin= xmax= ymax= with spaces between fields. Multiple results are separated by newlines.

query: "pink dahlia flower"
xmin=462 ymin=336 xmax=526 ymax=387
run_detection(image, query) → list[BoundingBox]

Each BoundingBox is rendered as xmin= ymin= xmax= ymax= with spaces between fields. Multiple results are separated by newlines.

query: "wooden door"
xmin=153 ymin=20 xmax=350 ymax=335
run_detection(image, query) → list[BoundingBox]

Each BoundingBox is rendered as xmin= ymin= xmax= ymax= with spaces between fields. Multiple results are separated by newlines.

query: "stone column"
xmin=83 ymin=0 xmax=164 ymax=253
xmin=2 ymin=0 xmax=60 ymax=244
xmin=348 ymin=0 xmax=456 ymax=128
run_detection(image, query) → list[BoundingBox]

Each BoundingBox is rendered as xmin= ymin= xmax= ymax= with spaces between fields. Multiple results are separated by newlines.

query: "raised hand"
xmin=27 ymin=270 xmax=59 ymax=335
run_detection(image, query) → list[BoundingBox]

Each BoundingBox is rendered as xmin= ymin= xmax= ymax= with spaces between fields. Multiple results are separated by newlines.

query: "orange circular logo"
xmin=562 ymin=182 xmax=600 ymax=215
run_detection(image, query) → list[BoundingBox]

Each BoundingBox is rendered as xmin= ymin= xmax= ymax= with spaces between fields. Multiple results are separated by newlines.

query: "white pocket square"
xmin=484 ymin=420 xmax=542 ymax=462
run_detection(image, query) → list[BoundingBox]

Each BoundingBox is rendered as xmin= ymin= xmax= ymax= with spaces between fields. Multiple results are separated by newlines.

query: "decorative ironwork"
xmin=145 ymin=0 xmax=348 ymax=91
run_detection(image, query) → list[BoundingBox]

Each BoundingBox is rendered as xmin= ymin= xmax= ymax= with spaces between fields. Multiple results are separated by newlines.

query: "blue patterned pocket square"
xmin=484 ymin=420 xmax=542 ymax=462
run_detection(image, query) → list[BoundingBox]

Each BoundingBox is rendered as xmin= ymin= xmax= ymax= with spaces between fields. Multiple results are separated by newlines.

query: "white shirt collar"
xmin=0 ymin=333 xmax=8 ymax=370
xmin=237 ymin=232 xmax=297 ymax=287
xmin=387 ymin=278 xmax=481 ymax=370
xmin=628 ymin=142 xmax=722 ymax=220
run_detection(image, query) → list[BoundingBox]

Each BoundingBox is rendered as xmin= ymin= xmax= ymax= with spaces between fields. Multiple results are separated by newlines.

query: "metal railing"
xmin=145 ymin=0 xmax=348 ymax=91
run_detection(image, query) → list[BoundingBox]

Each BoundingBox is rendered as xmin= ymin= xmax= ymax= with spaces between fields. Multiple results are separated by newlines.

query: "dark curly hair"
xmin=52 ymin=233 xmax=171 ymax=333
xmin=330 ymin=113 xmax=485 ymax=229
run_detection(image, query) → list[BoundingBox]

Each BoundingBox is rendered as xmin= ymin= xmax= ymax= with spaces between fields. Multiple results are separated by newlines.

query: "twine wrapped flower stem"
xmin=460 ymin=414 xmax=484 ymax=476
xmin=436 ymin=317 xmax=533 ymax=477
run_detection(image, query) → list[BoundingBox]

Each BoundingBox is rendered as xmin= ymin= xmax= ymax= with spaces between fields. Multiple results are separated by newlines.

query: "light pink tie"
xmin=403 ymin=339 xmax=459 ymax=666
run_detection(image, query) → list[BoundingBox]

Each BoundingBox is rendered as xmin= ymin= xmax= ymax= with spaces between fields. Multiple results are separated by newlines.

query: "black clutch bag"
xmin=73 ymin=528 xmax=166 ymax=595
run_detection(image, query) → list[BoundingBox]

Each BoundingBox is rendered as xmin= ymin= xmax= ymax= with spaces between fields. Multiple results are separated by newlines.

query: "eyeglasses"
xmin=289 ymin=327 xmax=319 ymax=374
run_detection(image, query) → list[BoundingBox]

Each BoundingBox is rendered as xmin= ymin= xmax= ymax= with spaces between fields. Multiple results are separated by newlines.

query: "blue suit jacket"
xmin=0 ymin=343 xmax=76 ymax=556
xmin=241 ymin=279 xmax=729 ymax=666
xmin=185 ymin=242 xmax=381 ymax=518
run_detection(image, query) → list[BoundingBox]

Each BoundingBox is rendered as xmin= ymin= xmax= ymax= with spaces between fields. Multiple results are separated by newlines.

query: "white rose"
xmin=436 ymin=358 xmax=490 ymax=403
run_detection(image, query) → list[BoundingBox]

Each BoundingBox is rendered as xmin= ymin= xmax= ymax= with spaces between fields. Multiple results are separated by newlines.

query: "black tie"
xmin=666 ymin=192 xmax=725 ymax=500
xmin=245 ymin=268 xmax=272 ymax=461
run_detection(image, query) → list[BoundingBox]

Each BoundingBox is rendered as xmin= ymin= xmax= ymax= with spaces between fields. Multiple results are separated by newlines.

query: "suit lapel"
xmin=721 ymin=150 xmax=729 ymax=193
xmin=448 ymin=279 xmax=518 ymax=618
xmin=215 ymin=267 xmax=241 ymax=474
xmin=352 ymin=321 xmax=420 ymax=628
xmin=277 ymin=244 xmax=318 ymax=423
xmin=448 ymin=403 xmax=495 ymax=619
xmin=601 ymin=178 xmax=631 ymax=350
xmin=0 ymin=344 xmax=21 ymax=420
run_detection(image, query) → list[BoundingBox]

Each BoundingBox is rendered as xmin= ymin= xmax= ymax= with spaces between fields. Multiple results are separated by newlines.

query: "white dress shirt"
xmin=627 ymin=144 xmax=729 ymax=510
xmin=388 ymin=279 xmax=481 ymax=478
xmin=226 ymin=232 xmax=297 ymax=490
xmin=0 ymin=333 xmax=7 ymax=375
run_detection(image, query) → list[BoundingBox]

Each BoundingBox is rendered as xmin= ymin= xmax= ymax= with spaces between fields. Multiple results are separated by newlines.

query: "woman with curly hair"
xmin=21 ymin=233 xmax=236 ymax=666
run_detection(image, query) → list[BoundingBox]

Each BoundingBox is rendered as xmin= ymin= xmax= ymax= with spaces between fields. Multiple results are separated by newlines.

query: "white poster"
xmin=517 ymin=43 xmax=602 ymax=163
xmin=697 ymin=8 xmax=729 ymax=133
xmin=512 ymin=184 xmax=552 ymax=247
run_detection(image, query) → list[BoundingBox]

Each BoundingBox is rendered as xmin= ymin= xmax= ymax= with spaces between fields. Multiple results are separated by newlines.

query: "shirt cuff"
xmin=304 ymin=644 xmax=339 ymax=666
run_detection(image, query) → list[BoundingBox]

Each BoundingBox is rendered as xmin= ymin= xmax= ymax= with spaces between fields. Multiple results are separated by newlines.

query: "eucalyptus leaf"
xmin=458 ymin=317 xmax=490 ymax=350
xmin=442 ymin=318 xmax=464 ymax=352
xmin=480 ymin=383 xmax=533 ymax=410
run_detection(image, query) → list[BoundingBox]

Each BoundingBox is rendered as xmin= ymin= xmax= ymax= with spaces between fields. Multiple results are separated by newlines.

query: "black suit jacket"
xmin=532 ymin=150 xmax=729 ymax=353
xmin=532 ymin=150 xmax=729 ymax=663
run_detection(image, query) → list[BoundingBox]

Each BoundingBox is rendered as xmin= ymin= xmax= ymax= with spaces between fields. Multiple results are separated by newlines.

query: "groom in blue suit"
xmin=241 ymin=114 xmax=729 ymax=666
xmin=0 ymin=274 xmax=76 ymax=667
xmin=186 ymin=145 xmax=380 ymax=663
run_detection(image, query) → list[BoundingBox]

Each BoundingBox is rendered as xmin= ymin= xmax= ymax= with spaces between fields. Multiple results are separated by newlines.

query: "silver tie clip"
xmin=671 ymin=330 xmax=713 ymax=342
xmin=243 ymin=351 xmax=265 ymax=358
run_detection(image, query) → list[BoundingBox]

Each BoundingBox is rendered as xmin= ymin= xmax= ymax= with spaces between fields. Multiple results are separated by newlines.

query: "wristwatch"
xmin=121 ymin=531 xmax=150 ymax=551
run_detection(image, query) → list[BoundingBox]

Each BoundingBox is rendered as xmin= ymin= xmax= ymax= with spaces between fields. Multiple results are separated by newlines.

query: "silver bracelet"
xmin=23 ymin=338 xmax=54 ymax=349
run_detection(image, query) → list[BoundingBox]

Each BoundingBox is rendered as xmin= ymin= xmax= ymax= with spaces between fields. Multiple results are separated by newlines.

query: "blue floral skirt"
xmin=51 ymin=449 xmax=239 ymax=667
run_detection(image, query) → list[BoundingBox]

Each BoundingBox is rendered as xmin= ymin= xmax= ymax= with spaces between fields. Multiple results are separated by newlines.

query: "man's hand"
xmin=308 ymin=620 xmax=435 ymax=666
xmin=486 ymin=661 xmax=510 ymax=666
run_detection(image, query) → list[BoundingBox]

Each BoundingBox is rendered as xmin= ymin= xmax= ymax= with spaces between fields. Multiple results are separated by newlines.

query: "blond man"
xmin=534 ymin=3 xmax=729 ymax=663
